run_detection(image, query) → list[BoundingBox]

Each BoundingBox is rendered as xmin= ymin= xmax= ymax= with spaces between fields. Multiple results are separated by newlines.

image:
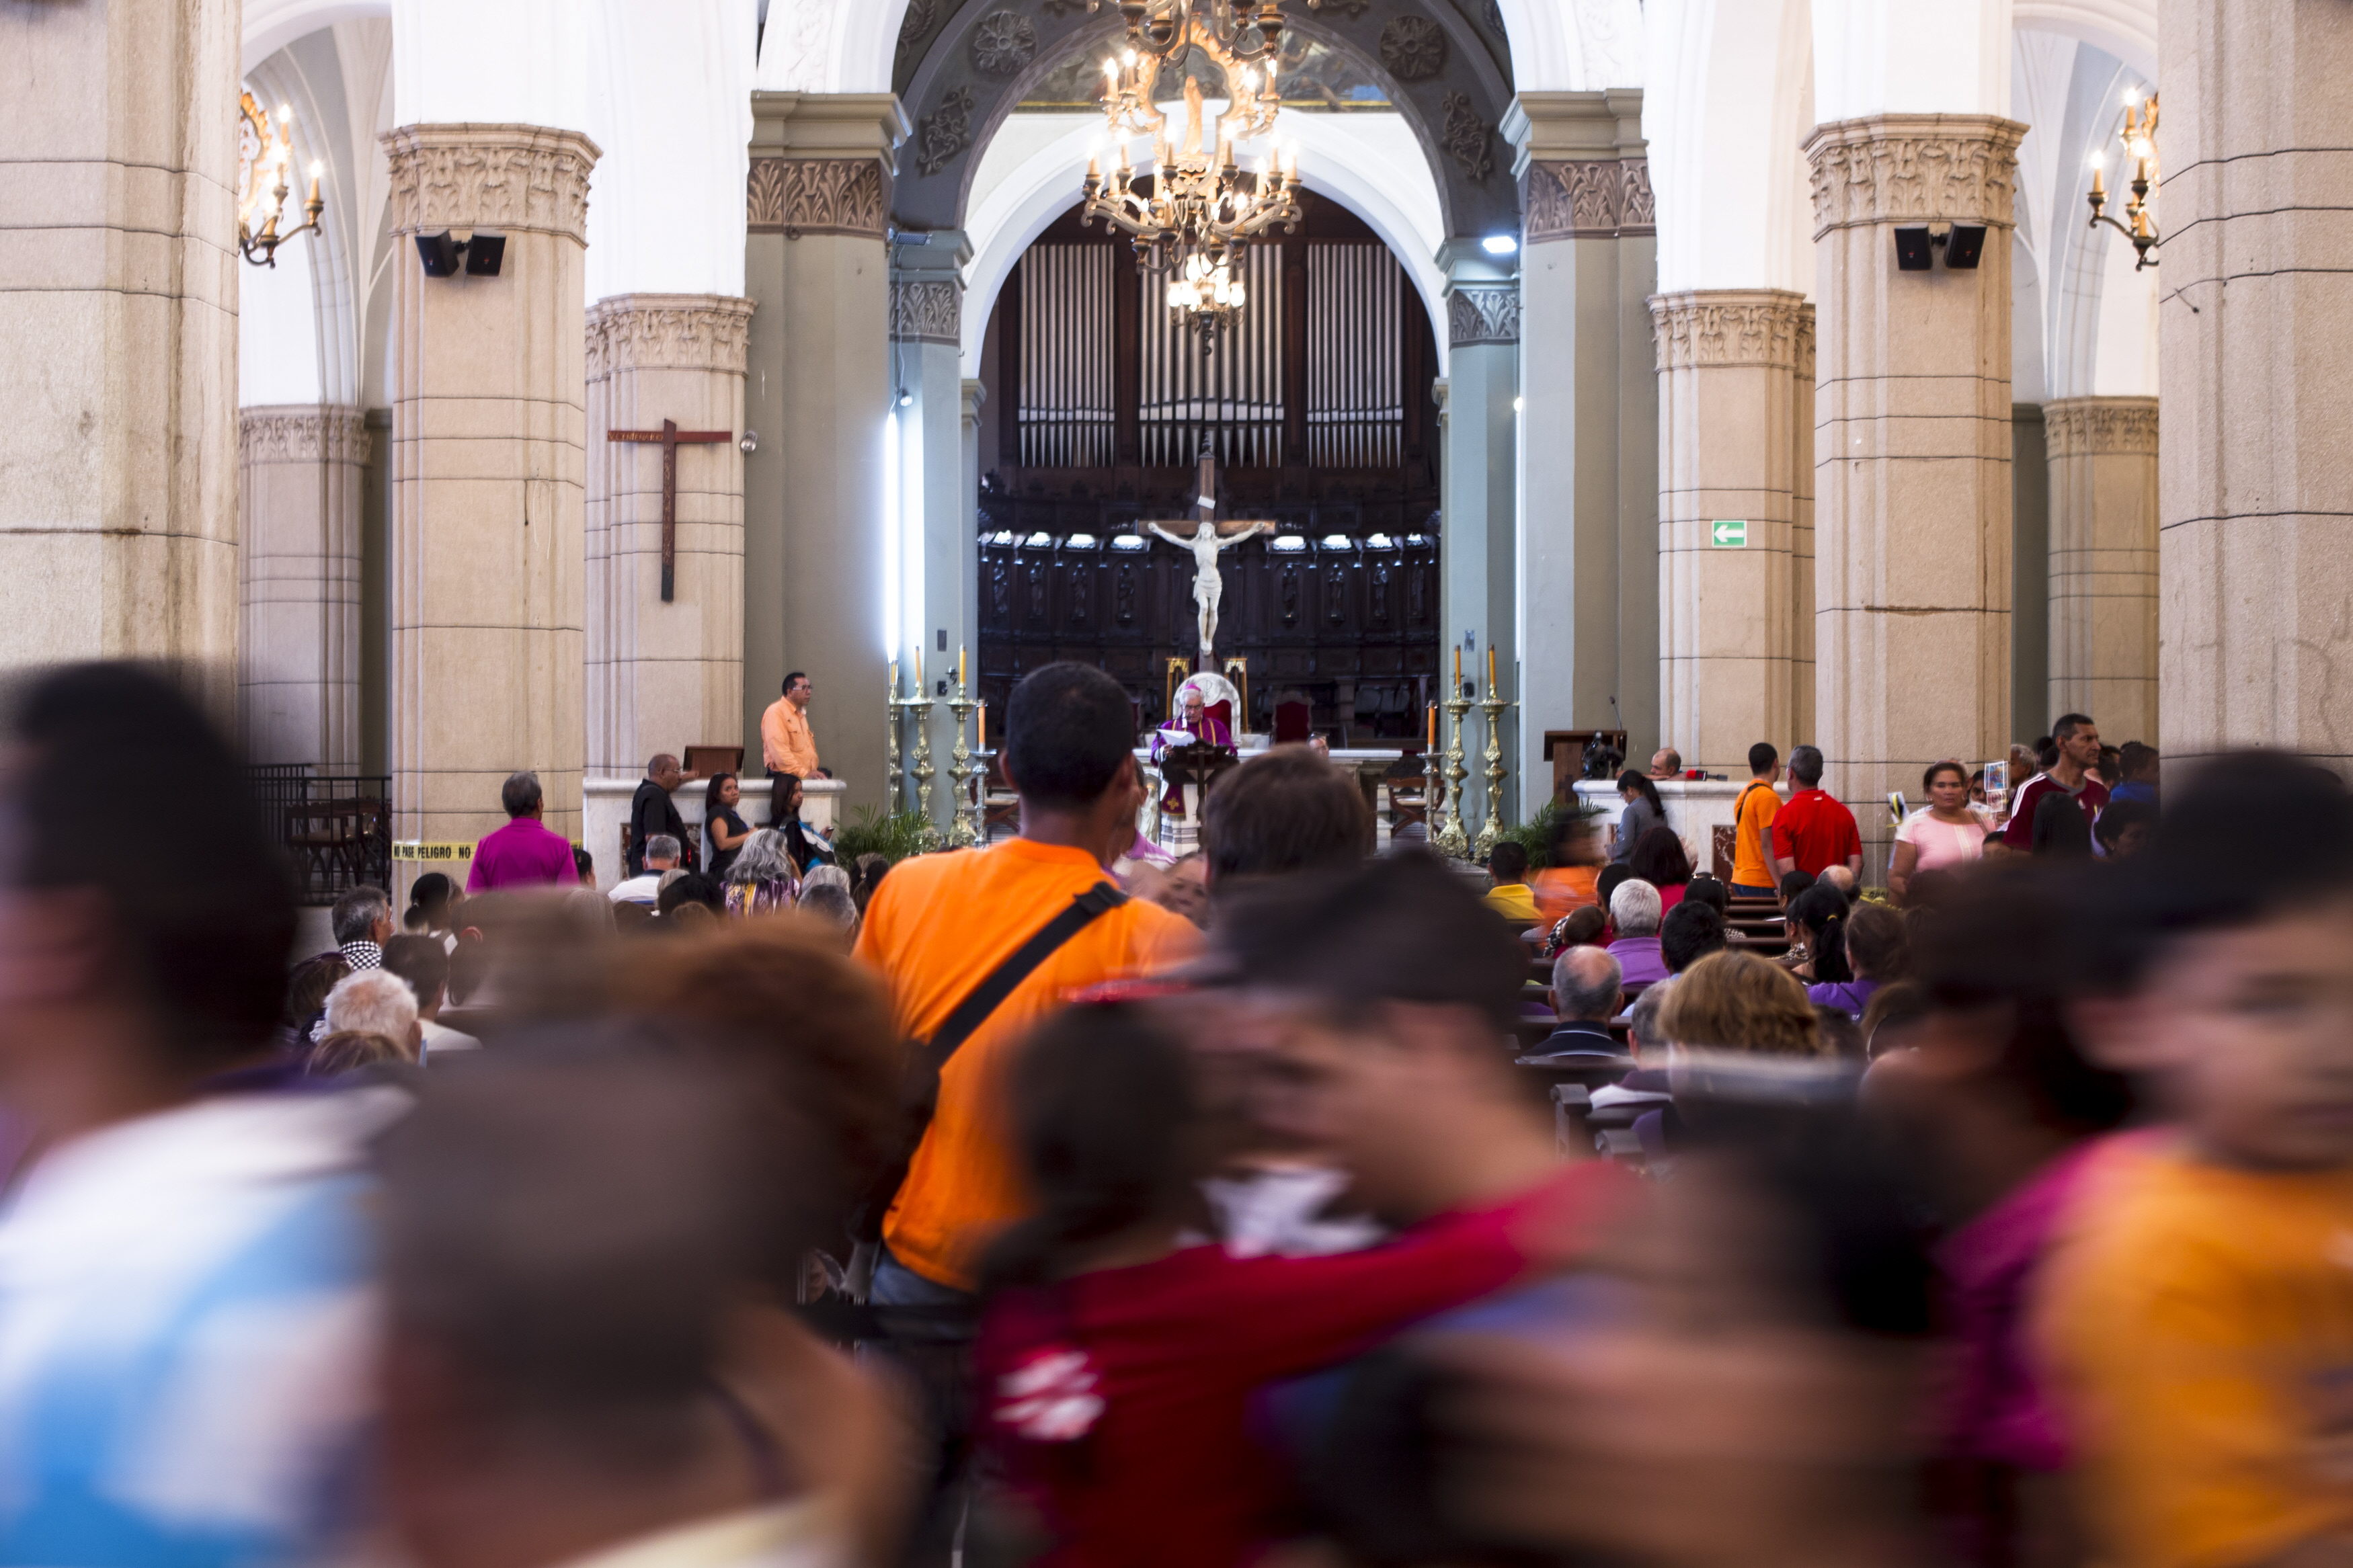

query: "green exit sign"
xmin=1711 ymin=519 xmax=1748 ymax=548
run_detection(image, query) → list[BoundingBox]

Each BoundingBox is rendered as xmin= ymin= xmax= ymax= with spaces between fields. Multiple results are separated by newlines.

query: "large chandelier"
xmin=1079 ymin=2 xmax=1303 ymax=341
xmin=236 ymin=92 xmax=324 ymax=269
xmin=2085 ymin=91 xmax=2160 ymax=270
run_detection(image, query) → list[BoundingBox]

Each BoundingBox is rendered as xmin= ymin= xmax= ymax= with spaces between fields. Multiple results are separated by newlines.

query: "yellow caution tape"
xmin=392 ymin=841 xmax=475 ymax=862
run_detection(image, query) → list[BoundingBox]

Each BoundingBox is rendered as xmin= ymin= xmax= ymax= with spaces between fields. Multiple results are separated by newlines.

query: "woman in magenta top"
xmin=975 ymin=1001 xmax=1629 ymax=1568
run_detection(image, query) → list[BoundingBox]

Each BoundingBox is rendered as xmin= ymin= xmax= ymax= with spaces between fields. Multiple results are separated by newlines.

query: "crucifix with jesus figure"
xmin=1145 ymin=450 xmax=1273 ymax=663
xmin=607 ymin=418 xmax=732 ymax=602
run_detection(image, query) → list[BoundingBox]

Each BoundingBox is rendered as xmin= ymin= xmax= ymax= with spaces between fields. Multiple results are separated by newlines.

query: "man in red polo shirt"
xmin=2002 ymin=712 xmax=2109 ymax=851
xmin=1769 ymin=744 xmax=1864 ymax=878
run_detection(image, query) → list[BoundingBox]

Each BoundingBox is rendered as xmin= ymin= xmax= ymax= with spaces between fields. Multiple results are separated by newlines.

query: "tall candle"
xmin=889 ymin=657 xmax=899 ymax=698
xmin=979 ymin=700 xmax=987 ymax=753
xmin=1487 ymin=646 xmax=1498 ymax=693
xmin=916 ymin=648 xmax=924 ymax=691
xmin=1453 ymin=646 xmax=1462 ymax=690
xmin=959 ymin=645 xmax=968 ymax=689
xmin=1427 ymin=704 xmax=1437 ymax=748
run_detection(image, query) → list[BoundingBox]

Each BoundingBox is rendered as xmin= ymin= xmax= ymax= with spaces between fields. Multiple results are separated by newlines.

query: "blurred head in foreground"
xmin=0 ymin=663 xmax=294 ymax=1126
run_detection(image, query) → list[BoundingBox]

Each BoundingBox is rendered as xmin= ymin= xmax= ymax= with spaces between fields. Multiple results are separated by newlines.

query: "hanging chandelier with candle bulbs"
xmin=237 ymin=91 xmax=325 ymax=268
xmin=1079 ymin=1 xmax=1304 ymax=342
xmin=2085 ymin=90 xmax=2160 ymax=270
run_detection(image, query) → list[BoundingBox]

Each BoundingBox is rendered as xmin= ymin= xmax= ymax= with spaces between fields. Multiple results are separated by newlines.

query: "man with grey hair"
xmin=1536 ymin=945 xmax=1624 ymax=1055
xmin=320 ymin=966 xmax=421 ymax=1059
xmin=332 ymin=884 xmax=393 ymax=971
xmin=1606 ymin=878 xmax=1667 ymax=986
xmin=628 ymin=753 xmax=695 ymax=879
xmin=1819 ymin=864 xmax=1858 ymax=898
xmin=608 ymin=834 xmax=680 ymax=907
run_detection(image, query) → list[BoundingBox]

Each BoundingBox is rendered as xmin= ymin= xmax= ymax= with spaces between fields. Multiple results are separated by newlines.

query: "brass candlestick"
xmin=1422 ymin=735 xmax=1445 ymax=851
xmin=946 ymin=684 xmax=980 ymax=848
xmin=885 ymin=663 xmax=902 ymax=815
xmin=904 ymin=691 xmax=941 ymax=849
xmin=1433 ymin=695 xmax=1474 ymax=859
xmin=1472 ymin=692 xmax=1515 ymax=860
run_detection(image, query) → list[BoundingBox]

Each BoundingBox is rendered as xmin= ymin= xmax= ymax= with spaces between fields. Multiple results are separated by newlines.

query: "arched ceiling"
xmin=889 ymin=1 xmax=1519 ymax=241
xmin=2013 ymin=0 xmax=2157 ymax=82
xmin=243 ymin=0 xmax=387 ymax=73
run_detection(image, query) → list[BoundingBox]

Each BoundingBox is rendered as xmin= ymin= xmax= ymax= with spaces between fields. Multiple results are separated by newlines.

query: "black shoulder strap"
xmin=924 ymin=881 xmax=1129 ymax=1066
xmin=848 ymin=881 xmax=1130 ymax=1247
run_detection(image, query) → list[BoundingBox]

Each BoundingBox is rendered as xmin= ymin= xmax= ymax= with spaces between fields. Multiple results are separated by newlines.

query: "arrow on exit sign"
xmin=1711 ymin=520 xmax=1748 ymax=548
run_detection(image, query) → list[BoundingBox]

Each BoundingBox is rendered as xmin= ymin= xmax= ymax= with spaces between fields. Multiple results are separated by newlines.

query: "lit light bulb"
xmin=278 ymin=104 xmax=292 ymax=124
xmin=309 ymin=159 xmax=323 ymax=179
xmin=2122 ymin=88 xmax=2141 ymax=108
xmin=2089 ymin=150 xmax=2106 ymax=171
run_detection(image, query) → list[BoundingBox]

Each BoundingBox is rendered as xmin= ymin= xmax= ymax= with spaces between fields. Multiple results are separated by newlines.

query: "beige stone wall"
xmin=2045 ymin=396 xmax=2159 ymax=745
xmin=0 ymin=0 xmax=241 ymax=700
xmin=239 ymin=407 xmax=369 ymax=771
xmin=2159 ymin=0 xmax=2353 ymax=765
xmin=1652 ymin=290 xmax=1808 ymax=774
xmin=1792 ymin=306 xmax=1817 ymax=743
xmin=585 ymin=294 xmax=754 ymax=777
xmin=1807 ymin=113 xmax=2023 ymax=868
xmin=383 ymin=123 xmax=599 ymax=851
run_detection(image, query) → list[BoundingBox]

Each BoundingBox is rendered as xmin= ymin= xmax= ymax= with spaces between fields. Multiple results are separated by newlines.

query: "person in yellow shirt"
xmin=1730 ymin=741 xmax=1783 ymax=897
xmin=2036 ymin=754 xmax=2353 ymax=1568
xmin=761 ymin=671 xmax=822 ymax=781
xmin=1482 ymin=839 xmax=1539 ymax=927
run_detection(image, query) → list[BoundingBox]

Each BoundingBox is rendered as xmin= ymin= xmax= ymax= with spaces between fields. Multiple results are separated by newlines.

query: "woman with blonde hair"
xmin=1657 ymin=949 xmax=1827 ymax=1059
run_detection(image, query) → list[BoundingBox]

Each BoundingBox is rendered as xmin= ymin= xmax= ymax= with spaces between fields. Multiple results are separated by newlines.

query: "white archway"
xmin=243 ymin=0 xmax=387 ymax=74
xmin=2014 ymin=0 xmax=2158 ymax=83
xmin=959 ymin=110 xmax=1452 ymax=377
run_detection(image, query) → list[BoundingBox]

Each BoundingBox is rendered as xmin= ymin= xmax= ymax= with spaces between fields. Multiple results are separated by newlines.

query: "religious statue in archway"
xmin=1146 ymin=450 xmax=1271 ymax=661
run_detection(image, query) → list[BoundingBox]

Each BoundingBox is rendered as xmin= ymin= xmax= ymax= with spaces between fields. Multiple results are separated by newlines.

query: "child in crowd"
xmin=2036 ymin=755 xmax=2353 ymax=1568
xmin=974 ymin=854 xmax=1631 ymax=1568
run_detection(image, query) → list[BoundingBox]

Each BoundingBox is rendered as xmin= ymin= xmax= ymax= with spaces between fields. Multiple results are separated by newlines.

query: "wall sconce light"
xmin=2087 ymin=91 xmax=2161 ymax=270
xmin=415 ymin=231 xmax=506 ymax=278
xmin=1892 ymin=224 xmax=1987 ymax=272
xmin=236 ymin=93 xmax=324 ymax=268
xmin=739 ymin=429 xmax=760 ymax=455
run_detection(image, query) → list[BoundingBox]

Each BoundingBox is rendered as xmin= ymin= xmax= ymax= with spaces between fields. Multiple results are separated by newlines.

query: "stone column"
xmin=0 ymin=0 xmax=240 ymax=695
xmin=2159 ymin=0 xmax=2353 ymax=763
xmin=585 ymin=294 xmax=755 ymax=777
xmin=2044 ymin=396 xmax=2159 ymax=745
xmin=2011 ymin=403 xmax=2050 ymax=744
xmin=1792 ymin=306 xmax=1818 ymax=742
xmin=893 ymin=232 xmax=975 ymax=830
xmin=1439 ymin=261 xmax=1520 ymax=835
xmin=1806 ymin=114 xmax=2024 ymax=870
xmin=1652 ymin=292 xmax=1808 ymax=776
xmin=239 ymin=407 xmax=370 ymax=772
xmin=384 ymin=123 xmax=600 ymax=851
xmin=1508 ymin=90 xmax=1660 ymax=805
xmin=744 ymin=95 xmax=907 ymax=810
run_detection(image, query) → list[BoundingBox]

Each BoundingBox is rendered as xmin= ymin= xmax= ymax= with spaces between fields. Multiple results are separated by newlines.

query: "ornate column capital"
xmin=747 ymin=157 xmax=890 ymax=239
xmin=889 ymin=279 xmax=962 ymax=345
xmin=2043 ymin=395 xmax=2160 ymax=456
xmin=1648 ymin=289 xmax=1812 ymax=370
xmin=381 ymin=124 xmax=602 ymax=243
xmin=239 ymin=405 xmax=373 ymax=465
xmin=1525 ymin=158 xmax=1655 ymax=241
xmin=1802 ymin=114 xmax=2027 ymax=239
xmin=585 ymin=295 xmax=756 ymax=382
xmin=1447 ymin=284 xmax=1522 ymax=347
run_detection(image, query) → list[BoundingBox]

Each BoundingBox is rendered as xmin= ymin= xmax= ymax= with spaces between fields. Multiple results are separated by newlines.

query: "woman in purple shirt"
xmin=467 ymin=770 xmax=581 ymax=891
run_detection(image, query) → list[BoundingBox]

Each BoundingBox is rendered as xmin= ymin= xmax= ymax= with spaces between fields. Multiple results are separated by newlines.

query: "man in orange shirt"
xmin=1730 ymin=741 xmax=1783 ymax=898
xmin=761 ymin=671 xmax=823 ymax=781
xmin=856 ymin=662 xmax=1198 ymax=1296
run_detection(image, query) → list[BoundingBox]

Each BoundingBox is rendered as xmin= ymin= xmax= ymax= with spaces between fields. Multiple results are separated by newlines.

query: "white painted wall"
xmin=586 ymin=0 xmax=755 ymax=300
xmin=239 ymin=220 xmax=327 ymax=405
xmin=391 ymin=0 xmax=590 ymax=130
xmin=1813 ymin=0 xmax=2013 ymax=121
xmin=1644 ymin=0 xmax=1815 ymax=296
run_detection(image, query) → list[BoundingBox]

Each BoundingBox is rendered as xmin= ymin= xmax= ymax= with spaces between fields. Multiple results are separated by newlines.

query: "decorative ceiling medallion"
xmin=972 ymin=10 xmax=1039 ymax=76
xmin=1378 ymin=15 xmax=1447 ymax=80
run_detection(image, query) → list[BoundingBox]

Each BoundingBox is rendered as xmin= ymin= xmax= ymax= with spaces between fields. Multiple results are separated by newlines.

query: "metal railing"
xmin=247 ymin=766 xmax=393 ymax=905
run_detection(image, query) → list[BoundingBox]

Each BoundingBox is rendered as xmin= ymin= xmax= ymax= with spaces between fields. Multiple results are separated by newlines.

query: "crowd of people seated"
xmin=0 ymin=660 xmax=2344 ymax=1568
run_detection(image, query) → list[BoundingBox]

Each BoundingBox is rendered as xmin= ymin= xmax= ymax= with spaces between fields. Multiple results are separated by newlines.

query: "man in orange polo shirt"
xmin=856 ymin=663 xmax=1199 ymax=1297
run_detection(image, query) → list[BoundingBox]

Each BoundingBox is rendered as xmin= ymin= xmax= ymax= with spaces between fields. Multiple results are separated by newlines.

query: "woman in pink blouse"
xmin=1890 ymin=760 xmax=1995 ymax=903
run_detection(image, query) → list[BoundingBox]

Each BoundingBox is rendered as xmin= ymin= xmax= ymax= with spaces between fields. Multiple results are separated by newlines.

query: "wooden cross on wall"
xmin=608 ymin=418 xmax=731 ymax=602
